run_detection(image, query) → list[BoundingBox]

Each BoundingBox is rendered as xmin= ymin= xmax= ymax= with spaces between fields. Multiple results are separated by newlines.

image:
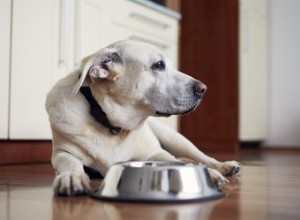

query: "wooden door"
xmin=179 ymin=0 xmax=239 ymax=153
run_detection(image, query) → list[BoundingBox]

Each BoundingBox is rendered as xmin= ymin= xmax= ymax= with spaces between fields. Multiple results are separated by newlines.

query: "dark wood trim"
xmin=0 ymin=141 xmax=52 ymax=165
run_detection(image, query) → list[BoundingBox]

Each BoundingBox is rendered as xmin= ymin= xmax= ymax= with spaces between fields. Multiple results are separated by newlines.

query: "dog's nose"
xmin=194 ymin=81 xmax=207 ymax=96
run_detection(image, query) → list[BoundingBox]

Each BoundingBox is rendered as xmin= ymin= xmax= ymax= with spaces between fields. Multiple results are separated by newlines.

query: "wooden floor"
xmin=0 ymin=148 xmax=300 ymax=220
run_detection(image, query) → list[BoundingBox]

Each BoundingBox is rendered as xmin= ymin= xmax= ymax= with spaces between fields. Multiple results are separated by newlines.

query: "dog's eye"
xmin=151 ymin=60 xmax=166 ymax=71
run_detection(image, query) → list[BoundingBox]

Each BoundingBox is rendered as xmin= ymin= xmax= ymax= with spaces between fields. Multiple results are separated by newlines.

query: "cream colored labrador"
xmin=46 ymin=40 xmax=241 ymax=196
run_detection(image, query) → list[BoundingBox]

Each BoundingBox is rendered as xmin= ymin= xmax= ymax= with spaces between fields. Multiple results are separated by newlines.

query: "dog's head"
xmin=73 ymin=40 xmax=206 ymax=121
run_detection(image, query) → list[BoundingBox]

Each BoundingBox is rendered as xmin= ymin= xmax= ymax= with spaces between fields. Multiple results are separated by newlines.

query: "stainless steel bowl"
xmin=90 ymin=161 xmax=225 ymax=203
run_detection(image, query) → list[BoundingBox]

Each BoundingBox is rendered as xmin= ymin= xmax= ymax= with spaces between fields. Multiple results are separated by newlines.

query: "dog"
xmin=46 ymin=40 xmax=241 ymax=196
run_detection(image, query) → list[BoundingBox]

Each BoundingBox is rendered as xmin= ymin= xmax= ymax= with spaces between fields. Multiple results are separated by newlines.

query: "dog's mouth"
xmin=156 ymin=100 xmax=201 ymax=117
xmin=155 ymin=111 xmax=172 ymax=117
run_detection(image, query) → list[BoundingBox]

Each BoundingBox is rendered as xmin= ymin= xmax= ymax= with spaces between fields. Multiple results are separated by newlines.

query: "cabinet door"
xmin=111 ymin=0 xmax=178 ymax=43
xmin=0 ymin=0 xmax=11 ymax=139
xmin=9 ymin=0 xmax=61 ymax=139
xmin=79 ymin=0 xmax=112 ymax=59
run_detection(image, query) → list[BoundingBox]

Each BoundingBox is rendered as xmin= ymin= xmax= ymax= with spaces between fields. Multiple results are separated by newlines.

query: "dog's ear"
xmin=89 ymin=52 xmax=123 ymax=80
xmin=72 ymin=50 xmax=123 ymax=95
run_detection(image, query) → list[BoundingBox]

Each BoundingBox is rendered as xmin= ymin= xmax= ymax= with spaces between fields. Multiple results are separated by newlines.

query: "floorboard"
xmin=0 ymin=148 xmax=299 ymax=220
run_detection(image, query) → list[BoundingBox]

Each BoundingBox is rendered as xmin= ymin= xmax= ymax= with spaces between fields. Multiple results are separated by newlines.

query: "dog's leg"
xmin=147 ymin=119 xmax=241 ymax=177
xmin=149 ymin=150 xmax=178 ymax=161
xmin=149 ymin=147 xmax=230 ymax=188
xmin=52 ymin=151 xmax=91 ymax=196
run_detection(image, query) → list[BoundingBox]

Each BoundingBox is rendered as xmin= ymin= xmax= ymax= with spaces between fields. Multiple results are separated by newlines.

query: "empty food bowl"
xmin=90 ymin=161 xmax=225 ymax=203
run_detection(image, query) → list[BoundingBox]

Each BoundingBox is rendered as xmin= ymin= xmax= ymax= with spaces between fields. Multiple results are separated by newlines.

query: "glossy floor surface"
xmin=0 ymin=149 xmax=300 ymax=220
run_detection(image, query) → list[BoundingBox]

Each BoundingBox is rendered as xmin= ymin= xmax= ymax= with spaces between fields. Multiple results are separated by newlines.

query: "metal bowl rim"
xmin=114 ymin=161 xmax=205 ymax=169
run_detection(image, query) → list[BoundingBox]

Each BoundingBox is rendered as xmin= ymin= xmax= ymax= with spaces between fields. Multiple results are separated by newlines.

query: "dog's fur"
xmin=46 ymin=40 xmax=241 ymax=196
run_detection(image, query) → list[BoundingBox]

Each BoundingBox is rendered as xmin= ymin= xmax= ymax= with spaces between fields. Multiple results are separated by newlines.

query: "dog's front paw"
xmin=208 ymin=168 xmax=228 ymax=189
xmin=218 ymin=161 xmax=242 ymax=177
xmin=53 ymin=171 xmax=91 ymax=196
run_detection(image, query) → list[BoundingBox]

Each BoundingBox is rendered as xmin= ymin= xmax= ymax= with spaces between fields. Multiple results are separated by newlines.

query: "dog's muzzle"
xmin=156 ymin=81 xmax=207 ymax=117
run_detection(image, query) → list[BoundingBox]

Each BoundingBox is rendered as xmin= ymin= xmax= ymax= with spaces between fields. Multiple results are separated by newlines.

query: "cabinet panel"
xmin=9 ymin=0 xmax=60 ymax=139
xmin=0 ymin=0 xmax=11 ymax=139
xmin=81 ymin=0 xmax=112 ymax=57
xmin=112 ymin=0 xmax=178 ymax=43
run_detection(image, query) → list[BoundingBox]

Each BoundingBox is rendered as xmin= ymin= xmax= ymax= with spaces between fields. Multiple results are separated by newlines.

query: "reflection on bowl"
xmin=90 ymin=161 xmax=225 ymax=203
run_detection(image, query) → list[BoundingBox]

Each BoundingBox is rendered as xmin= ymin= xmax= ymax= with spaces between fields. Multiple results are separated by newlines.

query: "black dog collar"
xmin=80 ymin=87 xmax=122 ymax=135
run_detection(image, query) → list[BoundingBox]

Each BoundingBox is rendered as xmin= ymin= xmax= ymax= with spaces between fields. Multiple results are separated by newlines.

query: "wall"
xmin=265 ymin=0 xmax=300 ymax=147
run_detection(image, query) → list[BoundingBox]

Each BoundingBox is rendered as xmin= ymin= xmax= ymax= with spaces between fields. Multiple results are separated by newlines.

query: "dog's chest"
xmin=90 ymin=124 xmax=162 ymax=166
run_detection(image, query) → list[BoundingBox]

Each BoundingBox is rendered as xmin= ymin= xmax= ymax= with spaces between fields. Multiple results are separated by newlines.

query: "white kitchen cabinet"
xmin=8 ymin=0 xmax=111 ymax=139
xmin=6 ymin=0 xmax=180 ymax=139
xmin=0 ymin=0 xmax=11 ymax=139
xmin=239 ymin=0 xmax=268 ymax=141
